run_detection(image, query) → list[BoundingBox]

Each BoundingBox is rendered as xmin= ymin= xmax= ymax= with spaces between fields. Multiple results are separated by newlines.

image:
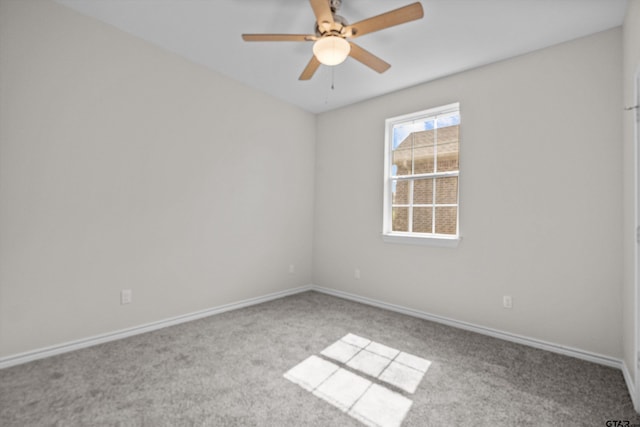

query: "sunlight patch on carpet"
xmin=284 ymin=333 xmax=431 ymax=427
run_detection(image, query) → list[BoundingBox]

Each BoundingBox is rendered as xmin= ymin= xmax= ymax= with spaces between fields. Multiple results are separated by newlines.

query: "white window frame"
xmin=382 ymin=103 xmax=461 ymax=248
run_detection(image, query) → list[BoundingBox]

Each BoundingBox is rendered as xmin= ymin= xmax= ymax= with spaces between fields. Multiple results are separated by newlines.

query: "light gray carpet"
xmin=1 ymin=291 xmax=638 ymax=426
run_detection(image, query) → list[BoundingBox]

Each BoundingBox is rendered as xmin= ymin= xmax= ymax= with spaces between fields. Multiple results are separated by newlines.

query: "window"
xmin=382 ymin=103 xmax=460 ymax=246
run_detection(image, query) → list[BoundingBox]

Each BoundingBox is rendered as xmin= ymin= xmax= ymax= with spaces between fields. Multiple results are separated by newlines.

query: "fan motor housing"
xmin=315 ymin=14 xmax=349 ymax=37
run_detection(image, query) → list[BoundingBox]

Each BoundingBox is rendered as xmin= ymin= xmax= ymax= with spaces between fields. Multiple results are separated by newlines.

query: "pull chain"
xmin=325 ymin=67 xmax=336 ymax=104
xmin=331 ymin=66 xmax=335 ymax=90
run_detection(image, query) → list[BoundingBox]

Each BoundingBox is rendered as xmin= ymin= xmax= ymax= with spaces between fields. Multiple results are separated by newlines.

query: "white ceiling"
xmin=55 ymin=0 xmax=627 ymax=114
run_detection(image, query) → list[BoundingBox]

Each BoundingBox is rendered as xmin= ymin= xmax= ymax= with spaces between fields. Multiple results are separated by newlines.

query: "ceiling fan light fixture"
xmin=313 ymin=36 xmax=350 ymax=66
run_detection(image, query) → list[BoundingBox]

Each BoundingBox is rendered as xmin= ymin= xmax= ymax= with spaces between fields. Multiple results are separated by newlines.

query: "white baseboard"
xmin=623 ymin=361 xmax=639 ymax=412
xmin=0 ymin=283 xmax=626 ymax=375
xmin=0 ymin=285 xmax=312 ymax=369
xmin=311 ymin=285 xmax=623 ymax=370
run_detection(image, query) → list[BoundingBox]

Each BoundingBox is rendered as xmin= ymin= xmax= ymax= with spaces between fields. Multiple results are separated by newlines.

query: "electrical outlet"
xmin=121 ymin=289 xmax=132 ymax=305
xmin=503 ymin=295 xmax=512 ymax=309
xmin=354 ymin=268 xmax=361 ymax=280
xmin=289 ymin=264 xmax=295 ymax=274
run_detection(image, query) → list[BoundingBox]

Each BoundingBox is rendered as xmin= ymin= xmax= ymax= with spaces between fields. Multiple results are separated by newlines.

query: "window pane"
xmin=422 ymin=119 xmax=436 ymax=131
xmin=413 ymin=131 xmax=435 ymax=174
xmin=435 ymin=177 xmax=458 ymax=205
xmin=392 ymin=180 xmax=410 ymax=205
xmin=393 ymin=120 xmax=434 ymax=149
xmin=412 ymin=207 xmax=433 ymax=233
xmin=392 ymin=207 xmax=409 ymax=232
xmin=436 ymin=114 xmax=460 ymax=129
xmin=413 ymin=178 xmax=433 ymax=205
xmin=436 ymin=125 xmax=459 ymax=172
xmin=392 ymin=145 xmax=412 ymax=176
xmin=435 ymin=207 xmax=457 ymax=235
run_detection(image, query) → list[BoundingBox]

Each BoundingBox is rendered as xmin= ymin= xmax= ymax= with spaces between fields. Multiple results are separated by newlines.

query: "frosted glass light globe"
xmin=313 ymin=36 xmax=351 ymax=66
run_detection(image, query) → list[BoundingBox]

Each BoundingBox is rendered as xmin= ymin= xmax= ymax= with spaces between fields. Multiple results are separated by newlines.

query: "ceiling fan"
xmin=241 ymin=0 xmax=424 ymax=80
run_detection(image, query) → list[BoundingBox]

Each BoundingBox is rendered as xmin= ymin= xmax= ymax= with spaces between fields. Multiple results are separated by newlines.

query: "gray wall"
xmin=313 ymin=28 xmax=623 ymax=358
xmin=0 ymin=0 xmax=316 ymax=357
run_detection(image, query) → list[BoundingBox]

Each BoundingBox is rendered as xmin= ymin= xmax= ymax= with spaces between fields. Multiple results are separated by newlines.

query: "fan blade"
xmin=299 ymin=56 xmax=321 ymax=80
xmin=348 ymin=42 xmax=390 ymax=74
xmin=348 ymin=2 xmax=424 ymax=39
xmin=310 ymin=0 xmax=334 ymax=29
xmin=242 ymin=34 xmax=314 ymax=42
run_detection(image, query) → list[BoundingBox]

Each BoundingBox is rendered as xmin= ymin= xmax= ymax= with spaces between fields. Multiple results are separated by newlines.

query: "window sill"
xmin=382 ymin=233 xmax=461 ymax=248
